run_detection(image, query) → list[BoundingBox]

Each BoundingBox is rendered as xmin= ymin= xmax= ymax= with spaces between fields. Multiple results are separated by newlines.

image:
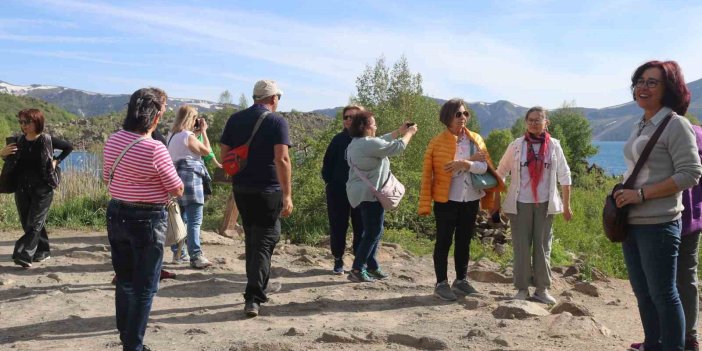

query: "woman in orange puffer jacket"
xmin=418 ymin=98 xmax=504 ymax=301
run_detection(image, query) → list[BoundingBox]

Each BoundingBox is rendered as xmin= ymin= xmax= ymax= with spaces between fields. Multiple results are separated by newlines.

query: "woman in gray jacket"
xmin=617 ymin=60 xmax=702 ymax=351
xmin=345 ymin=111 xmax=417 ymax=282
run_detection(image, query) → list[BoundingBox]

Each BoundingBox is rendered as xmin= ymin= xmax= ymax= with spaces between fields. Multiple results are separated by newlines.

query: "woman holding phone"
xmin=0 ymin=109 xmax=73 ymax=268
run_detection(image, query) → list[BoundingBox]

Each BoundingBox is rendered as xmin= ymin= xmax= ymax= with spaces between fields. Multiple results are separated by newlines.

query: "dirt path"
xmin=0 ymin=229 xmax=645 ymax=350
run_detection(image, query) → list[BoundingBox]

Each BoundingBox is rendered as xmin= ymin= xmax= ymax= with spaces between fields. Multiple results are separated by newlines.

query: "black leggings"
xmin=433 ymin=200 xmax=479 ymax=283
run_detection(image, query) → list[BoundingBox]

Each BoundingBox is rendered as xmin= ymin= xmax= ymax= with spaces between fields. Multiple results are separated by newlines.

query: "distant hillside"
xmin=0 ymin=81 xmax=230 ymax=118
xmin=0 ymin=93 xmax=79 ymax=138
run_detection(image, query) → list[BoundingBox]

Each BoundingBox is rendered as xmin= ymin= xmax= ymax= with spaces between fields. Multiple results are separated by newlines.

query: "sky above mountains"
xmin=1 ymin=0 xmax=701 ymax=111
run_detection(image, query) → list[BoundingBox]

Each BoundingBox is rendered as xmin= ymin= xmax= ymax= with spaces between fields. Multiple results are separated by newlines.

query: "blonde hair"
xmin=170 ymin=105 xmax=198 ymax=133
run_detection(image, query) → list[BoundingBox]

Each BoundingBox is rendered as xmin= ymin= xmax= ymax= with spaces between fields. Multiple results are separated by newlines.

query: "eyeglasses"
xmin=454 ymin=111 xmax=470 ymax=118
xmin=526 ymin=119 xmax=545 ymax=125
xmin=276 ymin=94 xmax=281 ymax=101
xmin=18 ymin=119 xmax=32 ymax=125
xmin=343 ymin=115 xmax=354 ymax=120
xmin=635 ymin=78 xmax=660 ymax=89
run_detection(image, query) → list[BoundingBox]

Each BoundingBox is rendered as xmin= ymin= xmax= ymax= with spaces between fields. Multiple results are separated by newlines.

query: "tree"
xmin=238 ymin=93 xmax=249 ymax=110
xmin=548 ymin=103 xmax=597 ymax=177
xmin=466 ymin=106 xmax=480 ymax=134
xmin=219 ymin=90 xmax=233 ymax=105
xmin=485 ymin=129 xmax=513 ymax=163
xmin=355 ymin=56 xmax=390 ymax=108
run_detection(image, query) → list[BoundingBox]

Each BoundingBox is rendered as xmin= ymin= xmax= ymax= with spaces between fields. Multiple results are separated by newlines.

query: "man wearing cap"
xmin=220 ymin=80 xmax=293 ymax=317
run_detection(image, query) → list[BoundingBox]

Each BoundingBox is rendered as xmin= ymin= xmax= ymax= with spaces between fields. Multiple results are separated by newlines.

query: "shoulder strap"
xmin=167 ymin=133 xmax=175 ymax=147
xmin=245 ymin=111 xmax=271 ymax=147
xmin=624 ymin=112 xmax=674 ymax=188
xmin=109 ymin=136 xmax=148 ymax=186
xmin=347 ymin=149 xmax=381 ymax=191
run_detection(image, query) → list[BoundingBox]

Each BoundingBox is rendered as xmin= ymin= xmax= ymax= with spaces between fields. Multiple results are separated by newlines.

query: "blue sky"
xmin=1 ymin=0 xmax=701 ymax=111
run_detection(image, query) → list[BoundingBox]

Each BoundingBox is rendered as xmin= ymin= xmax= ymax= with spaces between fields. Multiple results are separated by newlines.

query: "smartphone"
xmin=406 ymin=122 xmax=416 ymax=127
xmin=5 ymin=136 xmax=17 ymax=145
xmin=194 ymin=118 xmax=201 ymax=130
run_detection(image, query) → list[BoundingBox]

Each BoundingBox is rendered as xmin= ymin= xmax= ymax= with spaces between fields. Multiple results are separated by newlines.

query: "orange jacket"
xmin=418 ymin=128 xmax=505 ymax=216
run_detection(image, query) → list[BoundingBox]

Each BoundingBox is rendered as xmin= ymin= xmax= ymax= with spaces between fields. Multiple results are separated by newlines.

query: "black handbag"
xmin=602 ymin=112 xmax=673 ymax=242
xmin=0 ymin=154 xmax=18 ymax=193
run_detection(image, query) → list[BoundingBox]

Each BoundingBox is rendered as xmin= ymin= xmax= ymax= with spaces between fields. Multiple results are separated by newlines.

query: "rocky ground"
xmin=0 ymin=229 xmax=647 ymax=351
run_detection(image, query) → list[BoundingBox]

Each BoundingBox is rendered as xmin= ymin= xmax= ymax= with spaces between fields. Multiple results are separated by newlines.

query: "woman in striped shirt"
xmin=102 ymin=88 xmax=183 ymax=351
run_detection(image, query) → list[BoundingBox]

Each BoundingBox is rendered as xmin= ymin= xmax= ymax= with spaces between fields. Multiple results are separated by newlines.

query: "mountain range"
xmin=3 ymin=79 xmax=702 ymax=141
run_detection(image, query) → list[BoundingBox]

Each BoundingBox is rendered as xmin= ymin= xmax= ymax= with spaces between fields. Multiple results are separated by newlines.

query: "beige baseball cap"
xmin=252 ymin=80 xmax=283 ymax=100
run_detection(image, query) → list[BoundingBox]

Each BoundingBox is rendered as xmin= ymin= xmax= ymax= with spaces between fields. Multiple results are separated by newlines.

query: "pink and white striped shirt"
xmin=103 ymin=130 xmax=182 ymax=204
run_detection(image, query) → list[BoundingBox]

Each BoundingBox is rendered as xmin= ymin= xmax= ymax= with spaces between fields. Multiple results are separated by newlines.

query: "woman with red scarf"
xmin=494 ymin=106 xmax=572 ymax=304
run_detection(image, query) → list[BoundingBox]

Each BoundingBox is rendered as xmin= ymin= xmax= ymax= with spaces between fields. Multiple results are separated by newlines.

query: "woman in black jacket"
xmin=0 ymin=109 xmax=73 ymax=268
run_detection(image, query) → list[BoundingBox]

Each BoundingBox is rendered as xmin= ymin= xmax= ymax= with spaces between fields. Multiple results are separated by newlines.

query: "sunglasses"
xmin=343 ymin=115 xmax=354 ymax=120
xmin=276 ymin=94 xmax=282 ymax=101
xmin=454 ymin=111 xmax=470 ymax=118
xmin=18 ymin=119 xmax=32 ymax=125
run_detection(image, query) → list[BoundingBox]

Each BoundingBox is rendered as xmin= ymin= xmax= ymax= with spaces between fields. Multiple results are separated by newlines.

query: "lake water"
xmin=588 ymin=141 xmax=626 ymax=176
xmin=61 ymin=141 xmax=629 ymax=177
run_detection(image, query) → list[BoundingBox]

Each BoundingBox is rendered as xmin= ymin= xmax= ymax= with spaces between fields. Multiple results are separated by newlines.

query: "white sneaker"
xmin=172 ymin=252 xmax=190 ymax=264
xmin=190 ymin=255 xmax=213 ymax=269
xmin=514 ymin=289 xmax=530 ymax=300
xmin=533 ymin=289 xmax=557 ymax=305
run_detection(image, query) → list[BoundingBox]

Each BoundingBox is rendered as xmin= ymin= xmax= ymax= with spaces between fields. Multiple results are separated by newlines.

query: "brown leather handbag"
xmin=602 ymin=112 xmax=673 ymax=242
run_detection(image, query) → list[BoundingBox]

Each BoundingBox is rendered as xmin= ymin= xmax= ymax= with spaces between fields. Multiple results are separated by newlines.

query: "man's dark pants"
xmin=234 ymin=188 xmax=282 ymax=303
xmin=326 ymin=183 xmax=363 ymax=259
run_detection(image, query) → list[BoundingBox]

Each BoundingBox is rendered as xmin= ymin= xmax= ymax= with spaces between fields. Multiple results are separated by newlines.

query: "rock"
xmin=497 ymin=320 xmax=509 ymax=327
xmin=382 ymin=242 xmax=402 ymax=250
xmin=552 ymin=266 xmax=566 ymax=274
xmin=0 ymin=277 xmax=15 ymax=286
xmin=589 ymin=267 xmax=610 ymax=282
xmin=472 ymin=258 xmax=500 ymax=271
xmin=606 ymin=299 xmax=622 ymax=306
xmin=185 ymin=328 xmax=209 ymax=335
xmin=463 ymin=297 xmax=489 ymax=310
xmin=397 ymin=274 xmax=415 ymax=282
xmin=229 ymin=342 xmax=297 ymax=351
xmin=316 ymin=331 xmax=372 ymax=344
xmin=46 ymin=273 xmax=61 ymax=282
xmin=494 ymin=243 xmax=507 ymax=255
xmin=468 ymin=270 xmax=512 ymax=284
xmin=494 ymin=336 xmax=511 ymax=347
xmin=560 ymin=290 xmax=574 ymax=298
xmin=481 ymin=237 xmax=494 ymax=246
xmin=563 ymin=265 xmax=580 ymax=277
xmin=492 ymin=300 xmax=550 ymax=319
xmin=464 ymin=328 xmax=487 ymax=339
xmin=284 ymin=327 xmax=305 ymax=336
xmin=292 ymin=255 xmax=317 ymax=265
xmin=545 ymin=313 xmax=612 ymax=339
xmin=387 ymin=334 xmax=448 ymax=350
xmin=574 ymin=282 xmax=600 ymax=297
xmin=551 ymin=301 xmax=593 ymax=317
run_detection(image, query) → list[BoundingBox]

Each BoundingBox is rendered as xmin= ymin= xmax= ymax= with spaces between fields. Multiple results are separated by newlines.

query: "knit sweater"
xmin=418 ymin=128 xmax=505 ymax=215
xmin=624 ymin=107 xmax=702 ymax=225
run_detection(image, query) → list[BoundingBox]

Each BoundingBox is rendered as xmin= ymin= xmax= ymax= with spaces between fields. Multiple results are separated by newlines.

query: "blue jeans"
xmin=107 ymin=200 xmax=167 ymax=351
xmin=352 ymin=201 xmax=384 ymax=271
xmin=623 ymin=220 xmax=684 ymax=351
xmin=170 ymin=203 xmax=204 ymax=259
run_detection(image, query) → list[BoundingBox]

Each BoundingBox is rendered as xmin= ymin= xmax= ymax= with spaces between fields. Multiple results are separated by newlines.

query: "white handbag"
xmin=350 ymin=160 xmax=405 ymax=211
xmin=164 ymin=198 xmax=186 ymax=247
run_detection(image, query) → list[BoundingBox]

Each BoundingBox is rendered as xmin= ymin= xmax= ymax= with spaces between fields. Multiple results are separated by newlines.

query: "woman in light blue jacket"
xmin=345 ymin=111 xmax=418 ymax=283
xmin=495 ymin=106 xmax=572 ymax=305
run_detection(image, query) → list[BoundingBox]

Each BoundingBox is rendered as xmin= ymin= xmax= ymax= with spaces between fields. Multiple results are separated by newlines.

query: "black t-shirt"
xmin=220 ymin=105 xmax=291 ymax=192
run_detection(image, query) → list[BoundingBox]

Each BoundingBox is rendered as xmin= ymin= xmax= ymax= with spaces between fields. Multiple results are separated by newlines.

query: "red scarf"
xmin=524 ymin=132 xmax=551 ymax=203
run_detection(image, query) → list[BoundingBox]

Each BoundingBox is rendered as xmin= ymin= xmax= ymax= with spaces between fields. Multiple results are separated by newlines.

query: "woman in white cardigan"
xmin=494 ymin=106 xmax=572 ymax=304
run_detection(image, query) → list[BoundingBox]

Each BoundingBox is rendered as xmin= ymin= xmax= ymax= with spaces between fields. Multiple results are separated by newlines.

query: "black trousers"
xmin=233 ymin=188 xmax=282 ymax=304
xmin=13 ymin=177 xmax=54 ymax=263
xmin=433 ymin=200 xmax=479 ymax=284
xmin=326 ymin=184 xmax=363 ymax=259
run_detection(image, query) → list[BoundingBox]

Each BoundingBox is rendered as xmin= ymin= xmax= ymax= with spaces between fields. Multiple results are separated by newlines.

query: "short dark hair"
xmin=631 ymin=60 xmax=690 ymax=115
xmin=348 ymin=111 xmax=374 ymax=137
xmin=18 ymin=109 xmax=45 ymax=133
xmin=439 ymin=98 xmax=468 ymax=127
xmin=122 ymin=88 xmax=164 ymax=134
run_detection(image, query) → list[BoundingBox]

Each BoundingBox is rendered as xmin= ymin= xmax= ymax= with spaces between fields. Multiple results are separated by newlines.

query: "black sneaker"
xmin=367 ymin=268 xmax=389 ymax=280
xmin=244 ymin=300 xmax=259 ymax=317
xmin=13 ymin=258 xmax=32 ymax=268
xmin=332 ymin=258 xmax=344 ymax=275
xmin=33 ymin=253 xmax=51 ymax=262
xmin=347 ymin=269 xmax=374 ymax=283
xmin=142 ymin=345 xmax=153 ymax=351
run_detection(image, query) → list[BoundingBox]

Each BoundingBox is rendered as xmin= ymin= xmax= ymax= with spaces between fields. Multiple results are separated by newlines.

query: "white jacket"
xmin=496 ymin=136 xmax=571 ymax=215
